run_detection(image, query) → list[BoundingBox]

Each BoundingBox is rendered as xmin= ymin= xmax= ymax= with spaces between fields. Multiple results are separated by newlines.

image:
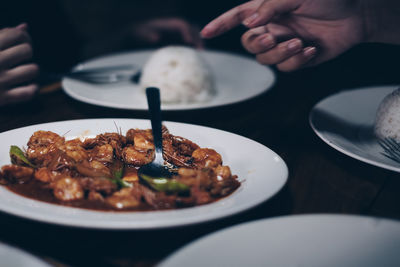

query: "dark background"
xmin=1 ymin=1 xmax=400 ymax=267
xmin=1 ymin=0 xmax=399 ymax=91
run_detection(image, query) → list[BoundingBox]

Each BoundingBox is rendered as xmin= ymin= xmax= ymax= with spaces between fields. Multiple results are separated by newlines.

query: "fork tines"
xmin=378 ymin=137 xmax=400 ymax=163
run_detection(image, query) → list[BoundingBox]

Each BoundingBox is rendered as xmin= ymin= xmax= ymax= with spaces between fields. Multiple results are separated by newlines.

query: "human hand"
xmin=0 ymin=23 xmax=39 ymax=106
xmin=201 ymin=0 xmax=366 ymax=71
xmin=129 ymin=18 xmax=203 ymax=48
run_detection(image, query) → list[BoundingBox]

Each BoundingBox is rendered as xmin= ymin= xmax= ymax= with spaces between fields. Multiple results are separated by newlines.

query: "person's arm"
xmin=0 ymin=24 xmax=39 ymax=106
xmin=201 ymin=0 xmax=400 ymax=72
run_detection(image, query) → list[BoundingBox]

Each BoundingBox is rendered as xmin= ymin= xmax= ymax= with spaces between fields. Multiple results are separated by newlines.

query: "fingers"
xmin=0 ymin=26 xmax=31 ymax=50
xmin=0 ymin=43 xmax=33 ymax=70
xmin=254 ymin=39 xmax=317 ymax=72
xmin=0 ymin=63 xmax=39 ymax=90
xmin=243 ymin=0 xmax=299 ymax=28
xmin=256 ymin=38 xmax=303 ymax=65
xmin=0 ymin=83 xmax=38 ymax=106
xmin=276 ymin=46 xmax=317 ymax=71
xmin=253 ymin=38 xmax=317 ymax=71
xmin=201 ymin=0 xmax=262 ymax=38
xmin=201 ymin=0 xmax=299 ymax=39
xmin=241 ymin=26 xmax=275 ymax=54
xmin=15 ymin=23 xmax=28 ymax=31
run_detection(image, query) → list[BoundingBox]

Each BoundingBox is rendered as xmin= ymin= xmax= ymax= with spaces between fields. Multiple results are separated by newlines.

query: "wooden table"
xmin=0 ymin=46 xmax=400 ymax=266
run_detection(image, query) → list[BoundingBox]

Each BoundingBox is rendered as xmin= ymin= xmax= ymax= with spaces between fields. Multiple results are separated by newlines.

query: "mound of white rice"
xmin=374 ymin=87 xmax=400 ymax=141
xmin=140 ymin=46 xmax=214 ymax=103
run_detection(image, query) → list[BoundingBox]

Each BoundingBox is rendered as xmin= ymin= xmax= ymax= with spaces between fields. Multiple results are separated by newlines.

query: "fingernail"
xmin=16 ymin=23 xmax=28 ymax=30
xmin=259 ymin=34 xmax=275 ymax=48
xmin=287 ymin=39 xmax=302 ymax=52
xmin=303 ymin=46 xmax=316 ymax=57
xmin=200 ymin=25 xmax=214 ymax=38
xmin=243 ymin=13 xmax=259 ymax=27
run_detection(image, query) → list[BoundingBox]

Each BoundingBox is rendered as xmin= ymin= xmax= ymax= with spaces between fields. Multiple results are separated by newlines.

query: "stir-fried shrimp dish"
xmin=0 ymin=127 xmax=240 ymax=211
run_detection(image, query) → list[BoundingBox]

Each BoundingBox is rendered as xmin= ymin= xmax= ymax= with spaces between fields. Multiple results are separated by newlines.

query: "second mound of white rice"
xmin=140 ymin=46 xmax=214 ymax=103
xmin=374 ymin=87 xmax=400 ymax=141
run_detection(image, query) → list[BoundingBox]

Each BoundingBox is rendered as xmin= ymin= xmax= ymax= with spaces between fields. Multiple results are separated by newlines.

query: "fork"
xmin=137 ymin=87 xmax=172 ymax=179
xmin=378 ymin=137 xmax=400 ymax=163
xmin=40 ymin=64 xmax=141 ymax=85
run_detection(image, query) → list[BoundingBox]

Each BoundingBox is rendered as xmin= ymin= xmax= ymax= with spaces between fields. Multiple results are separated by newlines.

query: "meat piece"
xmin=75 ymin=160 xmax=111 ymax=178
xmin=191 ymin=188 xmax=213 ymax=205
xmin=34 ymin=167 xmax=53 ymax=183
xmin=106 ymin=187 xmax=142 ymax=209
xmin=0 ymin=165 xmax=34 ymax=184
xmin=46 ymin=150 xmax=76 ymax=172
xmin=53 ymin=177 xmax=84 ymax=201
xmin=140 ymin=184 xmax=176 ymax=209
xmin=88 ymin=191 xmax=105 ymax=202
xmin=210 ymin=165 xmax=240 ymax=197
xmin=79 ymin=177 xmax=117 ymax=195
xmin=177 ymin=168 xmax=213 ymax=189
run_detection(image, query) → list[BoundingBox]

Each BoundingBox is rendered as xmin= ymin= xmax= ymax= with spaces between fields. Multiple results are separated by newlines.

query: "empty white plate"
xmin=160 ymin=214 xmax=400 ymax=267
xmin=0 ymin=242 xmax=50 ymax=267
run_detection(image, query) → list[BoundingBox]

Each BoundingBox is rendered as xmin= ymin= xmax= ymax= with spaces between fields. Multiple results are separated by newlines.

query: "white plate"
xmin=160 ymin=214 xmax=400 ymax=267
xmin=0 ymin=242 xmax=50 ymax=267
xmin=310 ymin=85 xmax=400 ymax=172
xmin=0 ymin=119 xmax=287 ymax=229
xmin=62 ymin=49 xmax=275 ymax=110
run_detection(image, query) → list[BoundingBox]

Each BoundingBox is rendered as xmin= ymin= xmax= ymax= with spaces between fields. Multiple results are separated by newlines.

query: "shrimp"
xmin=59 ymin=139 xmax=88 ymax=163
xmin=163 ymin=134 xmax=199 ymax=167
xmin=84 ymin=133 xmax=126 ymax=159
xmin=1 ymin=165 xmax=33 ymax=184
xmin=122 ymin=145 xmax=154 ymax=166
xmin=191 ymin=148 xmax=222 ymax=168
xmin=106 ymin=187 xmax=141 ymax=209
xmin=90 ymin=144 xmax=114 ymax=163
xmin=126 ymin=129 xmax=153 ymax=146
xmin=52 ymin=177 xmax=84 ymax=201
xmin=34 ymin=167 xmax=52 ymax=183
xmin=26 ymin=131 xmax=65 ymax=166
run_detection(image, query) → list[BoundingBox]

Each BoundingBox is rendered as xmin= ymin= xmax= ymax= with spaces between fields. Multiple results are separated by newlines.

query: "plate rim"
xmin=309 ymin=85 xmax=400 ymax=173
xmin=61 ymin=48 xmax=276 ymax=111
xmin=0 ymin=118 xmax=288 ymax=229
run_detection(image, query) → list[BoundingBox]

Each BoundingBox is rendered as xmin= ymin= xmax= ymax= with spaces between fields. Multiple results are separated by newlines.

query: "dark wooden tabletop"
xmin=0 ymin=45 xmax=400 ymax=267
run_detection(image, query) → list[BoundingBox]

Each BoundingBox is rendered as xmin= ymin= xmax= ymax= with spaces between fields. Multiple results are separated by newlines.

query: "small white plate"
xmin=0 ymin=242 xmax=50 ymax=267
xmin=160 ymin=214 xmax=400 ymax=267
xmin=0 ymin=119 xmax=287 ymax=229
xmin=310 ymin=85 xmax=400 ymax=172
xmin=62 ymin=49 xmax=275 ymax=110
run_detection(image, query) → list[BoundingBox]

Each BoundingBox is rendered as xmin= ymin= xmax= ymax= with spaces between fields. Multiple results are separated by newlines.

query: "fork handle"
xmin=146 ymin=87 xmax=164 ymax=164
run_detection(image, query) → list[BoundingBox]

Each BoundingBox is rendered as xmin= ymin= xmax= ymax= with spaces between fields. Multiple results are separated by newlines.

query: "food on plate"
xmin=140 ymin=46 xmax=215 ymax=103
xmin=0 ymin=127 xmax=240 ymax=211
xmin=374 ymin=87 xmax=400 ymax=141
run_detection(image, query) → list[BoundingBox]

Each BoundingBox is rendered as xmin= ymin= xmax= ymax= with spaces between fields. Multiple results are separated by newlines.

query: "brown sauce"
xmin=6 ymin=178 xmax=226 ymax=212
xmin=6 ymin=180 xmax=169 ymax=212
